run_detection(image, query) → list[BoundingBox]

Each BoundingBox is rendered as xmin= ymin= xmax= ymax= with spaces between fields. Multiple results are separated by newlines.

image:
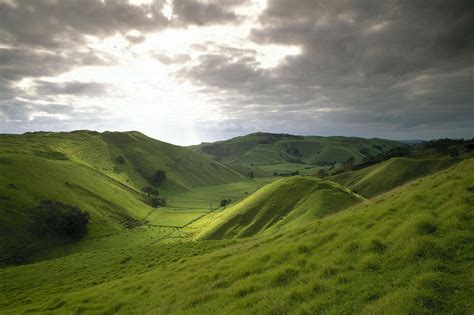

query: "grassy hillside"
xmin=197 ymin=176 xmax=364 ymax=239
xmin=191 ymin=132 xmax=403 ymax=168
xmin=328 ymin=157 xmax=460 ymax=198
xmin=1 ymin=131 xmax=243 ymax=192
xmin=1 ymin=159 xmax=472 ymax=314
xmin=0 ymin=131 xmax=245 ymax=263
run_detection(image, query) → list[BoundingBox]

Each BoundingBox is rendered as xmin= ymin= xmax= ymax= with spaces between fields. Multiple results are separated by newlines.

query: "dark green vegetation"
xmin=1 ymin=131 xmax=473 ymax=314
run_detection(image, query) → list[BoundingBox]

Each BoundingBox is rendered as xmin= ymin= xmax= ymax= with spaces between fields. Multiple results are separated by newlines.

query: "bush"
xmin=141 ymin=186 xmax=159 ymax=197
xmin=32 ymin=200 xmax=90 ymax=239
xmin=220 ymin=199 xmax=231 ymax=208
xmin=148 ymin=170 xmax=167 ymax=185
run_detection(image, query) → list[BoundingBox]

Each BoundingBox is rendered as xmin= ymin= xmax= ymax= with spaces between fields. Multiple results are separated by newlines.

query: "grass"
xmin=0 ymin=131 xmax=247 ymax=263
xmin=0 ymin=158 xmax=472 ymax=314
xmin=1 ymin=131 xmax=472 ymax=314
xmin=328 ymin=157 xmax=460 ymax=198
xmin=197 ymin=176 xmax=364 ymax=239
xmin=255 ymin=162 xmax=325 ymax=175
xmin=191 ymin=132 xmax=402 ymax=167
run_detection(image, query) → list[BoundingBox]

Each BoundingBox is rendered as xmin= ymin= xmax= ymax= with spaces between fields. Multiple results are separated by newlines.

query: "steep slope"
xmin=1 ymin=131 xmax=243 ymax=192
xmin=198 ymin=176 xmax=364 ymax=239
xmin=0 ymin=131 xmax=244 ymax=263
xmin=1 ymin=159 xmax=472 ymax=314
xmin=328 ymin=157 xmax=460 ymax=198
xmin=0 ymin=153 xmax=148 ymax=263
xmin=191 ymin=132 xmax=403 ymax=167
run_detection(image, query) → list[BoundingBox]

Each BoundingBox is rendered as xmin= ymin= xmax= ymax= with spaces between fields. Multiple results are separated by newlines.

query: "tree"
xmin=148 ymin=170 xmax=167 ymax=185
xmin=248 ymin=171 xmax=254 ymax=180
xmin=141 ymin=186 xmax=159 ymax=197
xmin=32 ymin=200 xmax=90 ymax=239
xmin=220 ymin=199 xmax=231 ymax=208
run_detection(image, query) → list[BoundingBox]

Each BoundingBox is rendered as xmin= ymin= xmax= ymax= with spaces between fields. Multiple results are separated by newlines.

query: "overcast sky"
xmin=0 ymin=0 xmax=473 ymax=145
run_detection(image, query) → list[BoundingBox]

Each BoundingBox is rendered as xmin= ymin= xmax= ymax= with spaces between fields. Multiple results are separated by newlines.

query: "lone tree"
xmin=31 ymin=200 xmax=90 ymax=239
xmin=141 ymin=186 xmax=159 ymax=197
xmin=248 ymin=171 xmax=254 ymax=180
xmin=220 ymin=199 xmax=231 ymax=208
xmin=148 ymin=170 xmax=167 ymax=185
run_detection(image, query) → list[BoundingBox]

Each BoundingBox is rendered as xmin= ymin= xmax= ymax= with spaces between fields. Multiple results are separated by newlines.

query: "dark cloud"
xmin=178 ymin=0 xmax=474 ymax=139
xmin=0 ymin=47 xmax=113 ymax=83
xmin=172 ymin=0 xmax=244 ymax=26
xmin=34 ymin=81 xmax=109 ymax=96
xmin=0 ymin=0 xmax=167 ymax=49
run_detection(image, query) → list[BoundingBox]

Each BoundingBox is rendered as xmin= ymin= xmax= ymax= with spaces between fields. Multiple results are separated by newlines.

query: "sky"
xmin=0 ymin=0 xmax=473 ymax=145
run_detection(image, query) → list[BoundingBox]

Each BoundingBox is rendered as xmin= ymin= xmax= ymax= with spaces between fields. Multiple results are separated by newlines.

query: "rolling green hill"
xmin=1 ymin=131 xmax=243 ymax=192
xmin=0 ymin=131 xmax=244 ymax=263
xmin=197 ymin=176 xmax=364 ymax=239
xmin=1 ymin=158 xmax=472 ymax=314
xmin=191 ymin=132 xmax=403 ymax=168
xmin=328 ymin=157 xmax=460 ymax=198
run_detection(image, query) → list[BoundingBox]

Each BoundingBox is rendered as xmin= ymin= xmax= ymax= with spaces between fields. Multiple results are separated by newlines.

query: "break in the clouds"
xmin=0 ymin=0 xmax=473 ymax=144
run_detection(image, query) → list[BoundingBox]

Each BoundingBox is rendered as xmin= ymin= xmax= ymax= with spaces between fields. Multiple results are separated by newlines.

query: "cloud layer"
xmin=1 ymin=0 xmax=473 ymax=143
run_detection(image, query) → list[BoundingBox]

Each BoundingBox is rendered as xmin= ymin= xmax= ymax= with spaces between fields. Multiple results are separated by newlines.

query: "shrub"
xmin=220 ymin=199 xmax=231 ymax=208
xmin=142 ymin=186 xmax=159 ymax=197
xmin=148 ymin=170 xmax=167 ymax=185
xmin=32 ymin=200 xmax=90 ymax=239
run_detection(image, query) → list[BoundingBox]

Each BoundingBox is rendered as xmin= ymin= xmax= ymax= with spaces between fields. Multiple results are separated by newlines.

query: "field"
xmin=143 ymin=178 xmax=272 ymax=227
xmin=1 ymin=158 xmax=473 ymax=314
xmin=1 ymin=131 xmax=473 ymax=314
xmin=0 ymin=131 xmax=246 ymax=263
xmin=255 ymin=162 xmax=325 ymax=176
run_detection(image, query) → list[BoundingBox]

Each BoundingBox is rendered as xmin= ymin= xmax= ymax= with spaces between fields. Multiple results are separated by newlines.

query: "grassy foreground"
xmin=328 ymin=157 xmax=460 ymax=198
xmin=1 ymin=158 xmax=472 ymax=314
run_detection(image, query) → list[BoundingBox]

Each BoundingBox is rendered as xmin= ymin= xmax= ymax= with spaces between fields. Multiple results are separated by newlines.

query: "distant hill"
xmin=400 ymin=139 xmax=425 ymax=145
xmin=190 ymin=132 xmax=403 ymax=170
xmin=198 ymin=176 xmax=364 ymax=239
xmin=328 ymin=157 xmax=460 ymax=198
xmin=0 ymin=130 xmax=244 ymax=262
